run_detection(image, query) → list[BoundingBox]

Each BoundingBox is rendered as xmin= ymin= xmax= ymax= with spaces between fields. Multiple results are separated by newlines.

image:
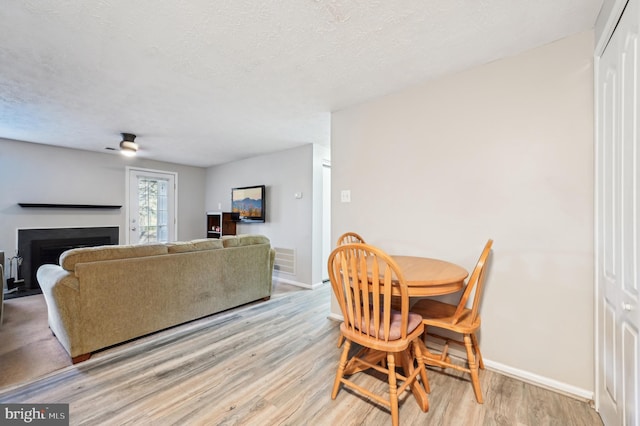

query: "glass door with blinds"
xmin=127 ymin=168 xmax=177 ymax=244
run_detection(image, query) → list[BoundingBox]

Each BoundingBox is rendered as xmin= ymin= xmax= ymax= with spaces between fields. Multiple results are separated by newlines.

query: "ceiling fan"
xmin=105 ymin=133 xmax=138 ymax=157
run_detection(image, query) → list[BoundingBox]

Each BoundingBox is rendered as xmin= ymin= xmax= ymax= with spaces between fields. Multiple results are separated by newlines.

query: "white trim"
xmin=273 ymin=275 xmax=325 ymax=289
xmin=327 ymin=313 xmax=342 ymax=322
xmin=593 ymin=48 xmax=603 ymax=415
xmin=483 ymin=359 xmax=594 ymax=402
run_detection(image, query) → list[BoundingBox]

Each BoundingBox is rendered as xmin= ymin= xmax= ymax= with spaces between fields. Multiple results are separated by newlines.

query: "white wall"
xmin=331 ymin=31 xmax=595 ymax=395
xmin=206 ymin=144 xmax=330 ymax=287
xmin=0 ymin=138 xmax=206 ymax=274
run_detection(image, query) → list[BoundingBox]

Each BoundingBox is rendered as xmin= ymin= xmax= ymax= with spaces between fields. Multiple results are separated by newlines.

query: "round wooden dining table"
xmin=389 ymin=255 xmax=468 ymax=297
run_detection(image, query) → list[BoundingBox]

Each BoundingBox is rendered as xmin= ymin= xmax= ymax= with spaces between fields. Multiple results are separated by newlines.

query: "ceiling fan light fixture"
xmin=119 ymin=133 xmax=138 ymax=156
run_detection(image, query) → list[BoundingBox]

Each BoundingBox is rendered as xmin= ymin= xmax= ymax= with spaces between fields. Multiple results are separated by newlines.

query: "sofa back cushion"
xmin=166 ymin=238 xmax=223 ymax=253
xmin=60 ymin=244 xmax=168 ymax=271
xmin=221 ymin=235 xmax=270 ymax=248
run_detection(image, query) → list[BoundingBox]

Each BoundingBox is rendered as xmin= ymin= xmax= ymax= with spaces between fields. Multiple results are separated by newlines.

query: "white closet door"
xmin=596 ymin=0 xmax=640 ymax=424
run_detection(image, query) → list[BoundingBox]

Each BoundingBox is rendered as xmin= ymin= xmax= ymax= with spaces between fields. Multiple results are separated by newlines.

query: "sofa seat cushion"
xmin=166 ymin=239 xmax=223 ymax=253
xmin=60 ymin=244 xmax=168 ymax=271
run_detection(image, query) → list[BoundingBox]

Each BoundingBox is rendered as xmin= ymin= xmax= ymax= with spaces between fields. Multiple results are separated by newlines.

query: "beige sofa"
xmin=37 ymin=235 xmax=275 ymax=363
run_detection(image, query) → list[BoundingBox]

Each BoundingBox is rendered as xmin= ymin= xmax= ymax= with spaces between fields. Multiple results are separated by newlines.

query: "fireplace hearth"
xmin=9 ymin=227 xmax=119 ymax=299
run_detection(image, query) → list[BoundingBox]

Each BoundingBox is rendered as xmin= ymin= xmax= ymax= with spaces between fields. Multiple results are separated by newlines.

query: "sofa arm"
xmin=269 ymin=248 xmax=276 ymax=287
xmin=37 ymin=264 xmax=82 ymax=357
xmin=38 ymin=264 xmax=80 ymax=291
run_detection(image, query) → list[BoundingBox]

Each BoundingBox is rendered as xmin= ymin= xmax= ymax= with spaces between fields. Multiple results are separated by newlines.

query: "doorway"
xmin=322 ymin=161 xmax=331 ymax=282
xmin=127 ymin=167 xmax=177 ymax=244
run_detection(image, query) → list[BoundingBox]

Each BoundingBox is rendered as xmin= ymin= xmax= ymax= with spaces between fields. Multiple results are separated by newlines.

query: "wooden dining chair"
xmin=410 ymin=239 xmax=493 ymax=403
xmin=328 ymin=243 xmax=430 ymax=426
xmin=335 ymin=232 xmax=366 ymax=347
xmin=336 ymin=231 xmax=366 ymax=246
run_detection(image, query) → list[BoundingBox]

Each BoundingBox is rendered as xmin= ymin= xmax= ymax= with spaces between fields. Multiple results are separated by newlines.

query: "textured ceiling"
xmin=0 ymin=1 xmax=602 ymax=167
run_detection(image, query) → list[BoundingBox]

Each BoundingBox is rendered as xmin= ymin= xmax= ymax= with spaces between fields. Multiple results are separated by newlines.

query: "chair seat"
xmin=341 ymin=318 xmax=425 ymax=353
xmin=411 ymin=298 xmax=481 ymax=334
xmin=357 ymin=309 xmax=424 ymax=340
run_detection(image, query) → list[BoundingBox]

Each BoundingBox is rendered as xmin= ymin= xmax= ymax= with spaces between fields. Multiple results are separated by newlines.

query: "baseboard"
xmin=272 ymin=276 xmax=325 ymax=290
xmin=482 ymin=359 xmax=593 ymax=402
xmin=327 ymin=313 xmax=342 ymax=322
xmin=424 ymin=340 xmax=593 ymax=401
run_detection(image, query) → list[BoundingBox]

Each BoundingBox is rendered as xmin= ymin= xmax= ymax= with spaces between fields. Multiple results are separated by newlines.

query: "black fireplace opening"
xmin=29 ymin=236 xmax=111 ymax=291
xmin=9 ymin=227 xmax=119 ymax=299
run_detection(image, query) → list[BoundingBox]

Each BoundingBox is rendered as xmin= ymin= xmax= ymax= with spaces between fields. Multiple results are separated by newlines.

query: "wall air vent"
xmin=273 ymin=247 xmax=295 ymax=275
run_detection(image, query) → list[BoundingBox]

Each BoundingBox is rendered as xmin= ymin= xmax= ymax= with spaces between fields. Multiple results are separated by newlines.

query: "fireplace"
xmin=11 ymin=227 xmax=119 ymax=298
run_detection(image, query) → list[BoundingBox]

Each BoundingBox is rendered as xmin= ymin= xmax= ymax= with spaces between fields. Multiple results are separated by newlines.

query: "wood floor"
xmin=0 ymin=282 xmax=602 ymax=425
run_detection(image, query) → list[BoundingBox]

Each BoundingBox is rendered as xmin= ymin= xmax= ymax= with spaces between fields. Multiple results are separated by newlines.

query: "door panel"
xmin=597 ymin=0 xmax=640 ymax=424
xmin=622 ymin=324 xmax=638 ymax=425
xmin=604 ymin=301 xmax=617 ymax=404
xmin=602 ymin=66 xmax=616 ymax=282
xmin=621 ymin=29 xmax=638 ymax=301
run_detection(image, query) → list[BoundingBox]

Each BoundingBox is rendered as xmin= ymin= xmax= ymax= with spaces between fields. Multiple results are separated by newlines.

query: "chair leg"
xmin=439 ymin=341 xmax=450 ymax=364
xmin=412 ymin=340 xmax=430 ymax=394
xmin=386 ymin=352 xmax=399 ymax=426
xmin=471 ymin=333 xmax=484 ymax=369
xmin=332 ymin=340 xmax=351 ymax=399
xmin=463 ymin=334 xmax=483 ymax=404
xmin=336 ymin=333 xmax=344 ymax=348
xmin=424 ymin=327 xmax=451 ymax=365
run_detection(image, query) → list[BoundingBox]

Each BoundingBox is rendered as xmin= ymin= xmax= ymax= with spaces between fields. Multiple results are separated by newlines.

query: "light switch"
xmin=340 ymin=190 xmax=351 ymax=203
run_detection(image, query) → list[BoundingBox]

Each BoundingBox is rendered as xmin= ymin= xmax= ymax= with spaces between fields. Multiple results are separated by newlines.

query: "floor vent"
xmin=274 ymin=247 xmax=295 ymax=275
